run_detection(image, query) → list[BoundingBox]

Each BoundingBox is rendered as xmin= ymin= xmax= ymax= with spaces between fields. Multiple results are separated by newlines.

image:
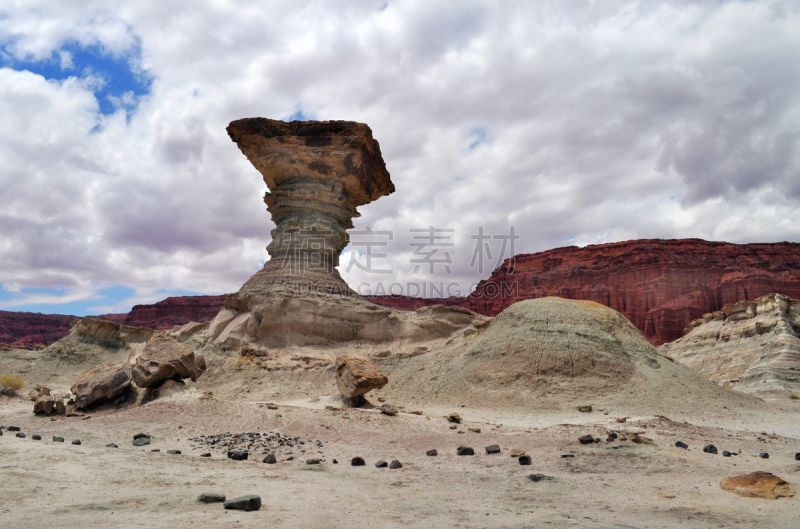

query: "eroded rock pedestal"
xmin=206 ymin=119 xmax=487 ymax=351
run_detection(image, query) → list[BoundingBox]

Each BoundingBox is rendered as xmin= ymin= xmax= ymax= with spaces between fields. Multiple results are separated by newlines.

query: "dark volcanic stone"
xmin=7 ymin=426 xmax=21 ymax=431
xmin=702 ymin=444 xmax=717 ymax=454
xmin=32 ymin=434 xmax=41 ymax=440
xmin=263 ymin=454 xmax=277 ymax=464
xmin=197 ymin=492 xmax=225 ymax=503
xmin=722 ymin=451 xmax=731 ymax=457
xmin=351 ymin=457 xmax=365 ymax=466
xmin=200 ymin=453 xmax=211 ymax=458
xmin=333 ymin=459 xmax=338 ymax=464
xmin=133 ymin=433 xmax=150 ymax=440
xmin=16 ymin=432 xmax=26 ymax=438
xmin=607 ymin=432 xmax=618 ymax=440
xmin=228 ymin=450 xmax=248 ymax=461
xmin=151 ymin=449 xmax=160 ymax=452
xmin=518 ymin=455 xmax=532 ymax=465
xmin=223 ymin=495 xmax=261 ymax=511
xmin=72 ymin=439 xmax=81 ymax=445
xmin=167 ymin=450 xmax=181 ymax=455
xmin=390 ymin=460 xmax=402 ymax=469
xmin=306 ymin=458 xmax=321 ymax=465
xmin=759 ymin=452 xmax=769 ymax=459
xmin=133 ymin=437 xmax=151 ymax=446
xmin=528 ymin=474 xmax=556 ymax=482
xmin=675 ymin=441 xmax=688 ymax=449
xmin=578 ymin=435 xmax=595 ymax=445
xmin=426 ymin=449 xmax=438 ymax=457
xmin=485 ymin=444 xmax=501 ymax=454
xmin=53 ymin=436 xmax=64 ymax=442
xmin=106 ymin=443 xmax=118 ymax=448
xmin=795 ymin=452 xmax=800 ymax=461
xmin=457 ymin=446 xmax=475 ymax=456
xmin=560 ymin=454 xmax=574 ymax=458
xmin=375 ymin=460 xmax=388 ymax=468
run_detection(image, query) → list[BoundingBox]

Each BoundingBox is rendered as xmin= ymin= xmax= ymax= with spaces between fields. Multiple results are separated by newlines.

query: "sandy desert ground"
xmin=2 ymin=385 xmax=800 ymax=528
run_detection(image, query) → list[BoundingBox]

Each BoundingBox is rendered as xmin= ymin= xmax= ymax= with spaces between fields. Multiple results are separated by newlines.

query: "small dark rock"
xmin=106 ymin=443 xmax=118 ymax=448
xmin=285 ymin=456 xmax=294 ymax=461
xmin=53 ymin=436 xmax=64 ymax=442
xmin=447 ymin=413 xmax=462 ymax=424
xmin=223 ymin=495 xmax=261 ymax=511
xmin=197 ymin=492 xmax=225 ymax=503
xmin=457 ymin=446 xmax=475 ymax=456
xmin=607 ymin=432 xmax=618 ymax=440
xmin=7 ymin=426 xmax=21 ymax=432
xmin=528 ymin=474 xmax=556 ymax=482
xmin=675 ymin=441 xmax=688 ymax=449
xmin=151 ymin=449 xmax=160 ymax=452
xmin=518 ymin=455 xmax=532 ymax=465
xmin=722 ymin=450 xmax=731 ymax=457
xmin=228 ymin=450 xmax=248 ymax=461
xmin=560 ymin=454 xmax=574 ymax=458
xmin=380 ymin=404 xmax=398 ymax=416
xmin=133 ymin=433 xmax=150 ymax=440
xmin=485 ymin=444 xmax=501 ymax=454
xmin=351 ymin=456 xmax=365 ymax=466
xmin=333 ymin=459 xmax=338 ymax=464
xmin=263 ymin=454 xmax=277 ymax=464
xmin=133 ymin=437 xmax=151 ymax=446
xmin=594 ymin=438 xmax=601 ymax=443
xmin=16 ymin=432 xmax=26 ymax=438
xmin=759 ymin=452 xmax=769 ymax=459
xmin=31 ymin=434 xmax=41 ymax=440
xmin=795 ymin=452 xmax=800 ymax=461
xmin=200 ymin=453 xmax=211 ymax=458
xmin=306 ymin=458 xmax=321 ymax=465
xmin=426 ymin=449 xmax=438 ymax=457
xmin=167 ymin=450 xmax=181 ymax=455
xmin=702 ymin=444 xmax=717 ymax=454
xmin=578 ymin=435 xmax=595 ymax=445
xmin=375 ymin=460 xmax=388 ymax=468
xmin=72 ymin=439 xmax=81 ymax=445
xmin=390 ymin=460 xmax=402 ymax=469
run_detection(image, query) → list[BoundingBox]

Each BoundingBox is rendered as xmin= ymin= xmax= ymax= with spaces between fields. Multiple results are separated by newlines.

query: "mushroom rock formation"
xmin=203 ymin=118 xmax=487 ymax=351
xmin=227 ymin=118 xmax=394 ymax=295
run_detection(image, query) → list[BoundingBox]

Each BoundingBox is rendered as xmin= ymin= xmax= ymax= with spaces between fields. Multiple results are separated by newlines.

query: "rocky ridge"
xmin=660 ymin=293 xmax=800 ymax=396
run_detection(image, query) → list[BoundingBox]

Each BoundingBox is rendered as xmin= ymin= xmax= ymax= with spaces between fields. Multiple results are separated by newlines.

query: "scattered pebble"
xmin=390 ymin=460 xmax=402 ymax=469
xmin=200 ymin=453 xmax=211 ymax=458
xmin=167 ymin=450 xmax=181 ymax=455
xmin=351 ymin=457 xmax=365 ymax=466
xmin=426 ymin=449 xmax=438 ymax=457
xmin=675 ymin=441 xmax=688 ymax=449
xmin=53 ymin=436 xmax=64 ymax=442
xmin=485 ymin=444 xmax=501 ymax=454
xmin=759 ymin=452 xmax=769 ymax=459
xmin=228 ymin=450 xmax=248 ymax=461
xmin=577 ymin=405 xmax=592 ymax=413
xmin=198 ymin=492 xmax=225 ymax=503
xmin=31 ymin=434 xmax=41 ymax=440
xmin=72 ymin=440 xmax=81 ymax=445
xmin=16 ymin=432 xmax=26 ymax=438
xmin=223 ymin=495 xmax=261 ymax=511
xmin=510 ymin=449 xmax=525 ymax=457
xmin=306 ymin=458 xmax=321 ymax=465
xmin=703 ymin=444 xmax=718 ymax=454
xmin=7 ymin=426 xmax=21 ymax=432
xmin=380 ymin=404 xmax=398 ymax=416
xmin=578 ymin=435 xmax=595 ymax=445
xmin=263 ymin=454 xmax=277 ymax=464
xmin=528 ymin=474 xmax=556 ymax=482
xmin=333 ymin=459 xmax=338 ymax=464
xmin=375 ymin=460 xmax=388 ymax=468
xmin=457 ymin=446 xmax=475 ymax=456
xmin=447 ymin=413 xmax=462 ymax=424
xmin=518 ymin=455 xmax=532 ymax=465
xmin=133 ymin=437 xmax=151 ymax=447
xmin=722 ymin=451 xmax=732 ymax=457
xmin=106 ymin=443 xmax=118 ymax=448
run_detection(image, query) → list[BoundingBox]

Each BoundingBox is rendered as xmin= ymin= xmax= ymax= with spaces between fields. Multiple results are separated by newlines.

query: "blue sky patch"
xmin=286 ymin=106 xmax=311 ymax=121
xmin=0 ymin=40 xmax=152 ymax=116
xmin=469 ymin=127 xmax=487 ymax=150
xmin=0 ymin=283 xmax=202 ymax=316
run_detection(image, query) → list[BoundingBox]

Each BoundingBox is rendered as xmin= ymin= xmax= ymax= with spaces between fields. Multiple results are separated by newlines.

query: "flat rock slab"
xmin=720 ymin=472 xmax=795 ymax=499
xmin=485 ymin=444 xmax=501 ymax=454
xmin=198 ymin=492 xmax=226 ymax=503
xmin=133 ymin=437 xmax=151 ymax=446
xmin=223 ymin=495 xmax=262 ymax=511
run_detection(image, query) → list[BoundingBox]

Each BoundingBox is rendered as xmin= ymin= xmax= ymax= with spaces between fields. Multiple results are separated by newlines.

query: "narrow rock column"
xmin=226 ymin=118 xmax=395 ymax=295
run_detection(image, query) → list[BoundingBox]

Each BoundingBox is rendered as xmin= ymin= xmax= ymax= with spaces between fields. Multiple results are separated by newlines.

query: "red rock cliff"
xmin=365 ymin=239 xmax=800 ymax=345
xmin=96 ymin=295 xmax=227 ymax=329
xmin=0 ymin=295 xmax=227 ymax=350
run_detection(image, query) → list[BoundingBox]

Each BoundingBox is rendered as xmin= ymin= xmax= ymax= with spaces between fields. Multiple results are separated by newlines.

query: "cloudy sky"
xmin=1 ymin=0 xmax=798 ymax=315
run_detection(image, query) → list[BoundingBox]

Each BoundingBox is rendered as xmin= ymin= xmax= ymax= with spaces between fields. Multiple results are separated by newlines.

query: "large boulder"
xmin=131 ymin=334 xmax=206 ymax=388
xmin=71 ymin=363 xmax=131 ymax=409
xmin=720 ymin=472 xmax=795 ymax=499
xmin=334 ymin=355 xmax=388 ymax=405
